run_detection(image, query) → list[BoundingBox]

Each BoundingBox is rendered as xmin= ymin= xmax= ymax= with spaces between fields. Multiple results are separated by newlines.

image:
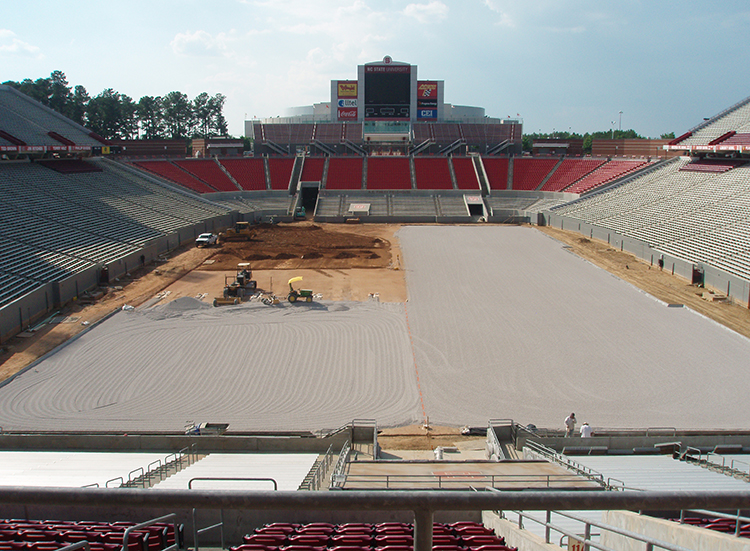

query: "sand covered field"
xmin=2 ymin=224 xmax=750 ymax=432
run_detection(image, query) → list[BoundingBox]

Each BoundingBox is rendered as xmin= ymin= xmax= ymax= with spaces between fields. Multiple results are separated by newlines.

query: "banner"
xmin=337 ymin=98 xmax=357 ymax=108
xmin=417 ymin=109 xmax=437 ymax=120
xmin=338 ymin=108 xmax=358 ymax=120
xmin=338 ymin=81 xmax=357 ymax=97
xmin=417 ymin=81 xmax=438 ymax=99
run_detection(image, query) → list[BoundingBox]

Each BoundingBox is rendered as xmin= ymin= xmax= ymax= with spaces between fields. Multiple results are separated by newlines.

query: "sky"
xmin=2 ymin=1 xmax=750 ymax=139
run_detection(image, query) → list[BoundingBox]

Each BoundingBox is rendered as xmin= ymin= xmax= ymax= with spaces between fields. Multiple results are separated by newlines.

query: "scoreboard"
xmin=364 ymin=64 xmax=411 ymax=119
xmin=333 ymin=57 xmax=443 ymax=122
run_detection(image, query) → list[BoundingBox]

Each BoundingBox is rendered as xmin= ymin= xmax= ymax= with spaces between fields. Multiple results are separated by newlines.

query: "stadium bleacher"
xmin=511 ymin=158 xmax=558 ymax=191
xmin=481 ymin=157 xmax=509 ymax=191
xmin=300 ymin=157 xmax=326 ymax=182
xmin=451 ymin=157 xmax=480 ymax=191
xmin=563 ymin=159 xmax=650 ymax=194
xmin=173 ymin=159 xmax=239 ymax=192
xmin=133 ymin=161 xmax=216 ymax=194
xmin=413 ymin=157 xmax=452 ymax=190
xmin=220 ymin=158 xmax=268 ymax=191
xmin=366 ymin=157 xmax=412 ymax=190
xmin=540 ymin=158 xmax=604 ymax=192
xmin=267 ymin=158 xmax=295 ymax=191
xmin=325 ymin=158 xmax=364 ymax=190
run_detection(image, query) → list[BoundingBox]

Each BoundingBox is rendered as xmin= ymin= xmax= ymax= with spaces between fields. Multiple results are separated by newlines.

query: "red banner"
xmin=417 ymin=81 xmax=438 ymax=99
xmin=338 ymin=108 xmax=358 ymax=120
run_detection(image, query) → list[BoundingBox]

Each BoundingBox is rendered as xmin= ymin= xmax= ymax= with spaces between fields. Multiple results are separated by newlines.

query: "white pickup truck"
xmin=195 ymin=233 xmax=218 ymax=247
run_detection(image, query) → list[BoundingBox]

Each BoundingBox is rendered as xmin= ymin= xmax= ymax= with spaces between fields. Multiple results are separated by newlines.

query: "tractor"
xmin=287 ymin=276 xmax=313 ymax=303
xmin=217 ymin=221 xmax=253 ymax=244
xmin=214 ymin=263 xmax=257 ymax=305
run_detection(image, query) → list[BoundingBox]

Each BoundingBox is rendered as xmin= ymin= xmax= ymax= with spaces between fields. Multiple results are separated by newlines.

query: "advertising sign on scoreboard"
xmin=338 ymin=108 xmax=358 ymax=120
xmin=417 ymin=81 xmax=438 ymax=99
xmin=338 ymin=81 xmax=358 ymax=97
xmin=417 ymin=109 xmax=437 ymax=120
xmin=337 ymin=80 xmax=358 ymax=120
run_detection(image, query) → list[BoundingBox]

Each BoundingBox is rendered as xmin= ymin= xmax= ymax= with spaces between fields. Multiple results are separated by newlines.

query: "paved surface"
xmin=1 ymin=225 xmax=750 ymax=432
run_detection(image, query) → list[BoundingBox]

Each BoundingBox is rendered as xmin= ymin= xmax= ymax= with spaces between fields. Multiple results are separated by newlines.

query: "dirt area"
xmin=537 ymin=225 xmax=750 ymax=340
xmin=0 ymin=222 xmax=405 ymax=381
xmin=377 ymin=425 xmax=485 ymax=451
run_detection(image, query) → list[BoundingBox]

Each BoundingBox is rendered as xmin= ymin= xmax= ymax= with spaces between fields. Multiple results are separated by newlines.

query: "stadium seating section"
xmin=0 ymin=518 xmax=181 ymax=551
xmin=511 ymin=158 xmax=558 ymax=191
xmin=541 ymin=159 xmax=604 ymax=192
xmin=233 ymin=521 xmax=518 ymax=551
xmin=451 ymin=158 xmax=480 ymax=191
xmin=326 ymin=158 xmax=363 ymax=190
xmin=670 ymin=516 xmax=750 ymax=539
xmin=366 ymin=158 xmax=412 ymax=190
xmin=267 ymin=158 xmax=295 ymax=191
xmin=413 ymin=157 xmax=452 ymax=190
xmin=133 ymin=161 xmax=216 ymax=194
xmin=481 ymin=157 xmax=509 ymax=190
xmin=173 ymin=159 xmax=238 ymax=192
xmin=220 ymin=158 xmax=268 ymax=191
xmin=300 ymin=157 xmax=326 ymax=182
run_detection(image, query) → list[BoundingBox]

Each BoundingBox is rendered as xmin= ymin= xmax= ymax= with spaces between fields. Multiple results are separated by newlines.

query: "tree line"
xmin=2 ymin=71 xmax=229 ymax=141
xmin=522 ymin=129 xmax=676 ymax=153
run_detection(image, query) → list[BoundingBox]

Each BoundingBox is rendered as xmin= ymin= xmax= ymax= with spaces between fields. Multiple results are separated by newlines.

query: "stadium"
xmin=2 ymin=56 xmax=750 ymax=550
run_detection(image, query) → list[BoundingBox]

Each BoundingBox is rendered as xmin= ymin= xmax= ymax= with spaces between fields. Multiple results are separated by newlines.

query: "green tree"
xmin=49 ymin=70 xmax=70 ymax=115
xmin=162 ymin=91 xmax=192 ymax=139
xmin=68 ymin=85 xmax=90 ymax=126
xmin=119 ymin=94 xmax=138 ymax=139
xmin=137 ymin=96 xmax=164 ymax=139
xmin=87 ymin=88 xmax=123 ymax=139
xmin=660 ymin=132 xmax=675 ymax=140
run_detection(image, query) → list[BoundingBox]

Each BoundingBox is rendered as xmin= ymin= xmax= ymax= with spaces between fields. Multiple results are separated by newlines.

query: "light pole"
xmin=611 ymin=121 xmax=616 ymax=140
xmin=619 ymin=111 xmax=623 ymax=131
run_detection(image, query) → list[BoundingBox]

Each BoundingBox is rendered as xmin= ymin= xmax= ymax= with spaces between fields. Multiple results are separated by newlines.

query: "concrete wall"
xmin=0 ymin=433 xmax=350 ymax=454
xmin=0 ymin=283 xmax=55 ymax=343
xmin=601 ymin=510 xmax=750 ymax=551
xmin=545 ymin=213 xmax=750 ymax=307
xmin=518 ymin=433 xmax=750 ymax=453
xmin=482 ymin=511 xmax=559 ymax=551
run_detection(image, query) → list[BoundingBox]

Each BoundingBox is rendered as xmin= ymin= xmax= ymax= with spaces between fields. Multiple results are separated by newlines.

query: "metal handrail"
xmin=123 ymin=513 xmax=179 ymax=551
xmin=506 ymin=509 xmax=693 ymax=551
xmin=57 ymin=542 xmax=91 ymax=551
xmin=128 ymin=467 xmax=145 ymax=487
xmin=679 ymin=508 xmax=750 ymax=537
xmin=337 ymin=473 xmax=590 ymax=489
xmin=302 ymin=444 xmax=334 ymax=491
xmin=330 ymin=440 xmax=351 ymax=488
xmin=524 ymin=441 xmax=608 ymax=488
xmin=105 ymin=476 xmax=124 ymax=488
xmin=188 ymin=477 xmax=278 ymax=491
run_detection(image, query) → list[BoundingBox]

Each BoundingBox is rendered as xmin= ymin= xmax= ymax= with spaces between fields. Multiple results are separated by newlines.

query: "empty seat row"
xmin=234 ymin=522 xmax=516 ymax=551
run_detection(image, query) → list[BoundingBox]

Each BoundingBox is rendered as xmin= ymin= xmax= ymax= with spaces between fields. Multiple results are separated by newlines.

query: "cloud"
xmin=170 ymin=30 xmax=234 ymax=57
xmin=0 ymin=29 xmax=43 ymax=59
xmin=403 ymin=2 xmax=449 ymax=24
xmin=482 ymin=0 xmax=515 ymax=27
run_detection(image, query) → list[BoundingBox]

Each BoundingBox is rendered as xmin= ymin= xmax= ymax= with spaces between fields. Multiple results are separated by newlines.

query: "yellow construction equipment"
xmin=217 ymin=221 xmax=253 ymax=244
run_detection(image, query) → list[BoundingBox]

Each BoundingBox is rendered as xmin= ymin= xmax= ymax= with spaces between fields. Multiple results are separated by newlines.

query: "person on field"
xmin=580 ymin=422 xmax=592 ymax=438
xmin=564 ymin=413 xmax=576 ymax=437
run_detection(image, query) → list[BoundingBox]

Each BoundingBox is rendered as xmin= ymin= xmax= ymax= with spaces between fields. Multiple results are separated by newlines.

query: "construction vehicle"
xmin=287 ymin=276 xmax=313 ymax=303
xmin=222 ymin=263 xmax=257 ymax=298
xmin=213 ymin=296 xmax=239 ymax=307
xmin=217 ymin=221 xmax=253 ymax=244
xmin=294 ymin=206 xmax=306 ymax=220
xmin=214 ymin=263 xmax=257 ymax=305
